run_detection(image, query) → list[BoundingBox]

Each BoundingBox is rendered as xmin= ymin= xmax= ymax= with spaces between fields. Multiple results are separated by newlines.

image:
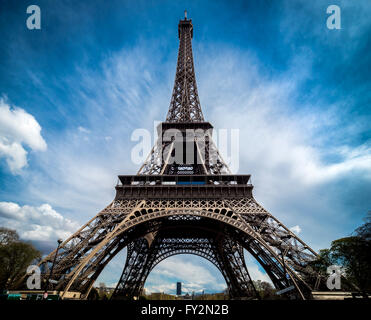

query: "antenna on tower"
xmin=184 ymin=10 xmax=187 ymax=20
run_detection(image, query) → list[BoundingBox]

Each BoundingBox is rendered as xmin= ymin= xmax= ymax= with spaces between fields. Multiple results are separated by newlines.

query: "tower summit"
xmin=166 ymin=11 xmax=204 ymax=122
xmin=138 ymin=12 xmax=230 ymax=175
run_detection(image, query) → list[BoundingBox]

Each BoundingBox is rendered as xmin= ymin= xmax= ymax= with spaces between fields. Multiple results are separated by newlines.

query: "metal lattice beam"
xmin=16 ymin=14 xmax=326 ymax=300
xmin=166 ymin=17 xmax=204 ymax=122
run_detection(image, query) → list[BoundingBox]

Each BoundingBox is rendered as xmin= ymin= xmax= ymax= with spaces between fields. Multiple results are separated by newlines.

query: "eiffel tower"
xmin=29 ymin=12 xmax=323 ymax=300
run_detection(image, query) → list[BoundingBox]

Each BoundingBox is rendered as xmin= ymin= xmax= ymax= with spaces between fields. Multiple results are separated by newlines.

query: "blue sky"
xmin=0 ymin=0 xmax=370 ymax=294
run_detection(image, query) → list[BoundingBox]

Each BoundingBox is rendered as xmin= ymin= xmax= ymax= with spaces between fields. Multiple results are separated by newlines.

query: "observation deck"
xmin=115 ymin=174 xmax=253 ymax=199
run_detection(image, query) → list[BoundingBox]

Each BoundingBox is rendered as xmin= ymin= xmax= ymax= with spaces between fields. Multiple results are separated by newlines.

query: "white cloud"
xmin=78 ymin=126 xmax=91 ymax=134
xmin=144 ymin=253 xmax=273 ymax=294
xmin=94 ymin=248 xmax=127 ymax=288
xmin=145 ymin=256 xmax=226 ymax=294
xmin=0 ymin=201 xmax=80 ymax=242
xmin=145 ymin=282 xmax=176 ymax=294
xmin=0 ymin=139 xmax=27 ymax=173
xmin=196 ymin=46 xmax=371 ymax=250
xmin=198 ymin=49 xmax=371 ymax=187
xmin=21 ymin=44 xmax=167 ymax=219
xmin=244 ymin=251 xmax=273 ymax=284
xmin=0 ymin=99 xmax=47 ymax=173
xmin=289 ymin=225 xmax=302 ymax=234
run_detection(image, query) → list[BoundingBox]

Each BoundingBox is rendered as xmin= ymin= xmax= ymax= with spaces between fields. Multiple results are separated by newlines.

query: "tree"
xmin=98 ymin=282 xmax=107 ymax=299
xmin=87 ymin=287 xmax=100 ymax=300
xmin=354 ymin=211 xmax=371 ymax=241
xmin=307 ymin=212 xmax=371 ymax=292
xmin=0 ymin=228 xmax=19 ymax=245
xmin=0 ymin=228 xmax=41 ymax=290
xmin=253 ymin=280 xmax=279 ymax=299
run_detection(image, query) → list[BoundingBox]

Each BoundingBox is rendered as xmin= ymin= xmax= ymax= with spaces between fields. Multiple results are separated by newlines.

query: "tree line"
xmin=0 ymin=228 xmax=40 ymax=290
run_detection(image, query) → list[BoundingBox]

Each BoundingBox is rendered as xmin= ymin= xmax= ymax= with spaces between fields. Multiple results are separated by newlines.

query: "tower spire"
xmin=166 ymin=14 xmax=204 ymax=122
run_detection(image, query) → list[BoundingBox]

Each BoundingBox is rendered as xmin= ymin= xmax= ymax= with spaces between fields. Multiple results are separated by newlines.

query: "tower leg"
xmin=111 ymin=237 xmax=153 ymax=299
xmin=216 ymin=239 xmax=259 ymax=299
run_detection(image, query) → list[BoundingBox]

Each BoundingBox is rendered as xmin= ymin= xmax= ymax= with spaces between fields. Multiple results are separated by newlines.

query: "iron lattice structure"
xmin=24 ymin=14 xmax=325 ymax=300
xmin=166 ymin=15 xmax=204 ymax=122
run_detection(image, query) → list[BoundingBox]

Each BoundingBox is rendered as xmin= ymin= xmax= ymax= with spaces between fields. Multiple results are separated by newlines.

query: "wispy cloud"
xmin=19 ymin=43 xmax=173 ymax=222
xmin=196 ymin=44 xmax=370 ymax=250
xmin=244 ymin=252 xmax=273 ymax=284
xmin=289 ymin=225 xmax=302 ymax=235
xmin=78 ymin=126 xmax=91 ymax=134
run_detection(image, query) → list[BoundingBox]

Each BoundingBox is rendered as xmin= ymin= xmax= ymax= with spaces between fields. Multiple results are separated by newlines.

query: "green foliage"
xmin=96 ymin=282 xmax=115 ymax=300
xmin=146 ymin=292 xmax=177 ymax=300
xmin=193 ymin=292 xmax=228 ymax=300
xmin=253 ymin=280 xmax=282 ymax=300
xmin=307 ymin=212 xmax=371 ymax=292
xmin=354 ymin=211 xmax=371 ymax=241
xmin=0 ymin=228 xmax=41 ymax=290
xmin=0 ymin=228 xmax=19 ymax=245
